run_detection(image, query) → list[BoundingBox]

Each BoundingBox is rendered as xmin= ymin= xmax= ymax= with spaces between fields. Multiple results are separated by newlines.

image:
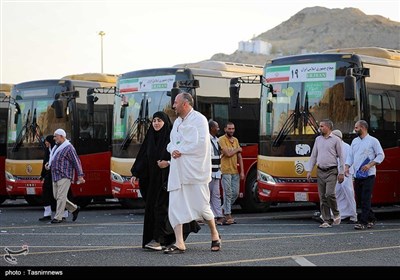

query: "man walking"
xmin=48 ymin=129 xmax=85 ymax=223
xmin=345 ymin=120 xmax=384 ymax=230
xmin=165 ymin=93 xmax=221 ymax=253
xmin=208 ymin=119 xmax=224 ymax=225
xmin=306 ymin=119 xmax=344 ymax=228
xmin=331 ymin=129 xmax=357 ymax=223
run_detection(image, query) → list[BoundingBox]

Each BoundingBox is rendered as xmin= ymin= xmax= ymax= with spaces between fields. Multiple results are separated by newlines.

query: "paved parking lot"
xmin=1 ymin=200 xmax=399 ymax=275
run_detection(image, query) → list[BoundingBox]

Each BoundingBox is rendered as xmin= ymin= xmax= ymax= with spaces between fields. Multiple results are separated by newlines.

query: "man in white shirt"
xmin=345 ymin=120 xmax=384 ymax=230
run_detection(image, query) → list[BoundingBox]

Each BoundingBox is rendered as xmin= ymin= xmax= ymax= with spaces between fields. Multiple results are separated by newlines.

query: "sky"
xmin=1 ymin=0 xmax=399 ymax=84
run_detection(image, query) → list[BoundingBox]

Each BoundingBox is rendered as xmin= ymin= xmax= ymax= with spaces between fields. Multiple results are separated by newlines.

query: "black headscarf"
xmin=131 ymin=111 xmax=172 ymax=179
xmin=146 ymin=111 xmax=172 ymax=162
xmin=41 ymin=135 xmax=56 ymax=179
xmin=45 ymin=135 xmax=56 ymax=148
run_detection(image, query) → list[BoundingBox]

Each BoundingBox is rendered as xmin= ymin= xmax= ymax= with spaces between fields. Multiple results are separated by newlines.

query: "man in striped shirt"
xmin=208 ymin=119 xmax=224 ymax=225
xmin=48 ymin=129 xmax=85 ymax=223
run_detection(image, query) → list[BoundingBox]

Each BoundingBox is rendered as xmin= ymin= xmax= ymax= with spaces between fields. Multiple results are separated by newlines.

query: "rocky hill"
xmin=211 ymin=6 xmax=400 ymax=65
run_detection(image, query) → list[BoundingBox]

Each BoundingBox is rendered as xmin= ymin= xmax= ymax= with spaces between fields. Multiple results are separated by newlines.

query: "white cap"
xmin=332 ymin=129 xmax=342 ymax=139
xmin=54 ymin=128 xmax=66 ymax=137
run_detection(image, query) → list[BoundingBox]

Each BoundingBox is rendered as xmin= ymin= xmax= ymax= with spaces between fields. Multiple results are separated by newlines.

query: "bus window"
xmin=368 ymin=92 xmax=396 ymax=131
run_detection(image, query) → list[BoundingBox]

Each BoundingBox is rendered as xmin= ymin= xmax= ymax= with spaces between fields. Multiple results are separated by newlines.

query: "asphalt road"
xmin=1 ymin=200 xmax=399 ymax=276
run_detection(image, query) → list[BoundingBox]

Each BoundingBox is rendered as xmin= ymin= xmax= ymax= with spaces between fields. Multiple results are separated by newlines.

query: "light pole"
xmin=98 ymin=31 xmax=106 ymax=73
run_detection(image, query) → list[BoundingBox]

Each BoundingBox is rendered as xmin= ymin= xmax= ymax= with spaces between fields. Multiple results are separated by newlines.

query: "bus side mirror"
xmin=192 ymin=79 xmax=200 ymax=88
xmin=267 ymin=101 xmax=273 ymax=113
xmin=119 ymin=95 xmax=128 ymax=119
xmin=344 ymin=69 xmax=356 ymax=101
xmin=87 ymin=95 xmax=99 ymax=115
xmin=170 ymin=87 xmax=180 ymax=107
xmin=14 ymin=103 xmax=21 ymax=124
xmin=52 ymin=100 xmax=64 ymax=118
xmin=120 ymin=106 xmax=126 ymax=119
xmin=229 ymin=78 xmax=240 ymax=108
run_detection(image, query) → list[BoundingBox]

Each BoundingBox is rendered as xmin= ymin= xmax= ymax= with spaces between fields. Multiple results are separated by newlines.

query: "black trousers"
xmin=354 ymin=175 xmax=376 ymax=224
xmin=42 ymin=177 xmax=56 ymax=211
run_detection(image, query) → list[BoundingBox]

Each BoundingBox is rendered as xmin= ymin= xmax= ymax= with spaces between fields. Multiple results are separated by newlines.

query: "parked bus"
xmin=0 ymin=84 xmax=12 ymax=204
xmin=5 ymin=73 xmax=117 ymax=206
xmin=111 ymin=61 xmax=268 ymax=211
xmin=247 ymin=47 xmax=399 ymax=208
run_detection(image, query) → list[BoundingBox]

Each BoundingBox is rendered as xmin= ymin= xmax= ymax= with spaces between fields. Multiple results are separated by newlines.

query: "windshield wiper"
xmin=273 ymin=93 xmax=301 ymax=147
xmin=272 ymin=92 xmax=320 ymax=147
xmin=301 ymin=92 xmax=319 ymax=134
xmin=12 ymin=109 xmax=31 ymax=152
xmin=30 ymin=108 xmax=45 ymax=150
xmin=120 ymin=98 xmax=151 ymax=151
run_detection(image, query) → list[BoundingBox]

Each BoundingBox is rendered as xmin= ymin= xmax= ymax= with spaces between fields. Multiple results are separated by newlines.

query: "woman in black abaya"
xmin=130 ymin=111 xmax=199 ymax=250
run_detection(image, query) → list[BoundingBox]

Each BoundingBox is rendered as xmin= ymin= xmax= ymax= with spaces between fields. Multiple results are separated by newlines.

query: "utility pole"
xmin=98 ymin=31 xmax=106 ymax=73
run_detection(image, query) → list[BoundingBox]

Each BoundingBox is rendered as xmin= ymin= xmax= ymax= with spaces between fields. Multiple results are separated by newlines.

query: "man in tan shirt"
xmin=306 ymin=119 xmax=344 ymax=228
xmin=218 ymin=122 xmax=244 ymax=225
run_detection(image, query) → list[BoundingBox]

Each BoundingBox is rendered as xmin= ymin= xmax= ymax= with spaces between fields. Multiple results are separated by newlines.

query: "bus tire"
xmin=119 ymin=198 xmax=145 ymax=209
xmin=24 ymin=195 xmax=44 ymax=206
xmin=241 ymin=169 xmax=270 ymax=213
xmin=0 ymin=196 xmax=8 ymax=205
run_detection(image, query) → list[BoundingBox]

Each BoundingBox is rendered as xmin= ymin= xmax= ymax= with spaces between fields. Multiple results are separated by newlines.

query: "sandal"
xmin=215 ymin=218 xmax=224 ymax=226
xmin=211 ymin=237 xmax=221 ymax=252
xmin=354 ymin=223 xmax=367 ymax=230
xmin=163 ymin=245 xmax=185 ymax=254
xmin=222 ymin=218 xmax=236 ymax=225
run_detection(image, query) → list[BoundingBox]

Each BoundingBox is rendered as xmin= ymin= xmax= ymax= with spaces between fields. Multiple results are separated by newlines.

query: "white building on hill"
xmin=238 ymin=39 xmax=272 ymax=55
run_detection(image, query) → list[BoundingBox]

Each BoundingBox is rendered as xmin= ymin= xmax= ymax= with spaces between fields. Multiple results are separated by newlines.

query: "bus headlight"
xmin=257 ymin=170 xmax=276 ymax=185
xmin=5 ymin=171 xmax=16 ymax=182
xmin=110 ymin=171 xmax=124 ymax=183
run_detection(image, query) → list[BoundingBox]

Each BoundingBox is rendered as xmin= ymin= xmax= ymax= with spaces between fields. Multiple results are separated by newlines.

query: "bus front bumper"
xmin=111 ymin=181 xmax=142 ymax=199
xmin=258 ymin=181 xmax=319 ymax=203
xmin=6 ymin=179 xmax=43 ymax=196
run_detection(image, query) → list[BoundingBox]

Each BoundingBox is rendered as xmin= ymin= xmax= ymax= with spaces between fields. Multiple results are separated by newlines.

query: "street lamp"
xmin=98 ymin=31 xmax=106 ymax=73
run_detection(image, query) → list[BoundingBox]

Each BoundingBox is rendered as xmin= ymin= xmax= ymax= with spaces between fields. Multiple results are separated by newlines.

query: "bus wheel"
xmin=24 ymin=195 xmax=44 ymax=206
xmin=241 ymin=169 xmax=270 ymax=213
xmin=0 ymin=196 xmax=8 ymax=205
xmin=119 ymin=198 xmax=145 ymax=209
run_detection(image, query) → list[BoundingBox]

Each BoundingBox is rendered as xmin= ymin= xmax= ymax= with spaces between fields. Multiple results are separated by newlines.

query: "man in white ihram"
xmin=164 ymin=92 xmax=221 ymax=253
xmin=47 ymin=129 xmax=85 ymax=223
xmin=331 ymin=130 xmax=357 ymax=223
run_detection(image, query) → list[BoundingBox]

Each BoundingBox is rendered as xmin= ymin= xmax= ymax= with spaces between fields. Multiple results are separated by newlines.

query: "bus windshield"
xmin=7 ymin=83 xmax=71 ymax=160
xmin=0 ymin=95 xmax=9 ymax=145
xmin=112 ymin=75 xmax=177 ymax=159
xmin=260 ymin=61 xmax=359 ymax=156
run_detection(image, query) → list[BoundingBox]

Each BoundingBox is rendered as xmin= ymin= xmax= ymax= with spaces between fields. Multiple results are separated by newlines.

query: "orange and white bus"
xmin=254 ymin=47 xmax=400 ymax=207
xmin=0 ymin=83 xmax=13 ymax=204
xmin=5 ymin=73 xmax=117 ymax=206
xmin=111 ymin=61 xmax=268 ymax=211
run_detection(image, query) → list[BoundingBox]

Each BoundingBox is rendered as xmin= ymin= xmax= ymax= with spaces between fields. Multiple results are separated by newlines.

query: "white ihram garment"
xmin=335 ymin=141 xmax=357 ymax=220
xmin=167 ymin=110 xmax=213 ymax=228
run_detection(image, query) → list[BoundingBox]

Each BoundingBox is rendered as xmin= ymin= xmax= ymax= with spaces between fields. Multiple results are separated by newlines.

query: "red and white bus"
xmin=111 ymin=61 xmax=269 ymax=212
xmin=0 ymin=84 xmax=13 ymax=204
xmin=253 ymin=47 xmax=400 ymax=207
xmin=5 ymin=73 xmax=117 ymax=206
